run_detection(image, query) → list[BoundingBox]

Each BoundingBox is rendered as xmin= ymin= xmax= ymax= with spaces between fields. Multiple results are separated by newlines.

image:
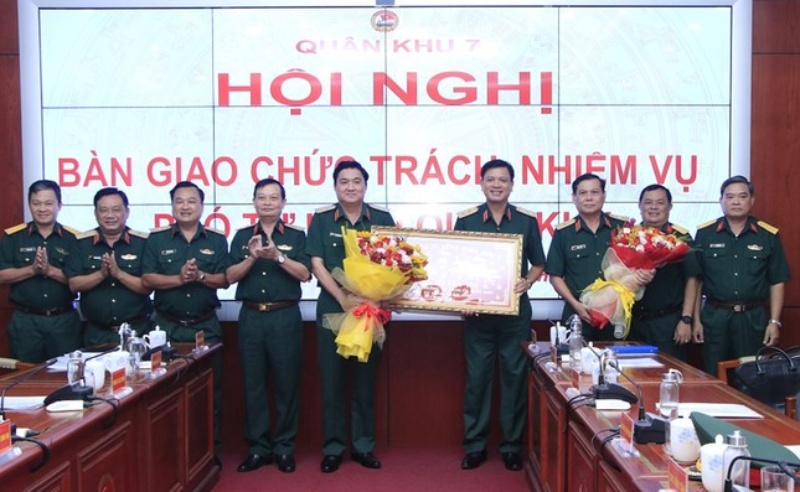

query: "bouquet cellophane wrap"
xmin=579 ymin=248 xmax=645 ymax=338
xmin=322 ymin=228 xmax=413 ymax=363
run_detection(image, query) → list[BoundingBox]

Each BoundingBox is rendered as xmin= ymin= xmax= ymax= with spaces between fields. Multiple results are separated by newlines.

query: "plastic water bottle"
xmin=602 ymin=349 xmax=619 ymax=384
xmin=567 ymin=315 xmax=584 ymax=372
xmin=659 ymin=369 xmax=682 ymax=418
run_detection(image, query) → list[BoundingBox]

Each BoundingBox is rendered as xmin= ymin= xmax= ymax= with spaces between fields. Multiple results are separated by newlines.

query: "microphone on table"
xmin=585 ymin=344 xmax=638 ymax=404
xmin=607 ymin=360 xmax=667 ymax=444
xmin=0 ymin=358 xmax=58 ymax=425
xmin=723 ymin=455 xmax=800 ymax=492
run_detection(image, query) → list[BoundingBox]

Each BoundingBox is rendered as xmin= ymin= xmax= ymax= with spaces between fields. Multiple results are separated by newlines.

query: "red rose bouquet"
xmin=579 ymin=221 xmax=690 ymax=338
xmin=324 ymin=227 xmax=428 ymax=362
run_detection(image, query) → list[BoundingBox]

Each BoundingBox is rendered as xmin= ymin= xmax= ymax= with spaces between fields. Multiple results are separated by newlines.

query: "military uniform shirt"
xmin=453 ymin=203 xmax=546 ymax=281
xmin=635 ymin=222 xmax=699 ymax=312
xmin=545 ymin=212 xmax=626 ymax=299
xmin=141 ymin=223 xmax=229 ymax=318
xmin=64 ymin=226 xmax=152 ymax=325
xmin=306 ymin=203 xmax=395 ymax=311
xmin=0 ymin=222 xmax=77 ymax=309
xmin=230 ymin=221 xmax=311 ymax=302
xmin=694 ymin=216 xmax=790 ymax=303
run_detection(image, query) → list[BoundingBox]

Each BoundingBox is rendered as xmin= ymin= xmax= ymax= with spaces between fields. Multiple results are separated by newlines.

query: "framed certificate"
xmin=373 ymin=227 xmax=523 ymax=316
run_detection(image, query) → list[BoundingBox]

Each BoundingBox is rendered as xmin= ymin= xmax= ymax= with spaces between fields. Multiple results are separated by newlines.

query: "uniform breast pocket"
xmin=566 ymin=248 xmax=591 ymax=262
xmin=324 ymin=235 xmax=343 ymax=260
xmin=50 ymin=248 xmax=69 ymax=268
xmin=747 ymin=250 xmax=768 ymax=275
xmin=119 ymin=259 xmax=141 ymax=275
xmin=702 ymin=248 xmax=728 ymax=274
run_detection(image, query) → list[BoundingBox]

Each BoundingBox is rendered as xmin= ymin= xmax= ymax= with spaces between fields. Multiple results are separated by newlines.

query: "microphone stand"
xmin=587 ymin=345 xmax=638 ymax=404
xmin=607 ymin=360 xmax=667 ymax=444
xmin=724 ymin=455 xmax=800 ymax=492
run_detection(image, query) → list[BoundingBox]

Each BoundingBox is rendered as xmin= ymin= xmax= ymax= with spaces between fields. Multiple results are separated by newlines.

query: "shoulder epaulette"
xmin=284 ymin=223 xmax=305 ymax=232
xmin=150 ymin=225 xmax=171 ymax=233
xmin=757 ymin=220 xmax=779 ymax=235
xmin=4 ymin=223 xmax=27 ymax=236
xmin=205 ymin=226 xmax=226 ymax=236
xmin=76 ymin=229 xmax=99 ymax=240
xmin=62 ymin=225 xmax=80 ymax=236
xmin=670 ymin=224 xmax=689 ymax=235
xmin=556 ymin=218 xmax=577 ymax=230
xmin=515 ymin=207 xmax=537 ymax=219
xmin=315 ymin=204 xmax=336 ymax=214
xmin=457 ymin=206 xmax=479 ymax=219
xmin=367 ymin=203 xmax=390 ymax=213
xmin=696 ymin=219 xmax=717 ymax=230
xmin=607 ymin=213 xmax=631 ymax=223
xmin=127 ymin=229 xmax=149 ymax=239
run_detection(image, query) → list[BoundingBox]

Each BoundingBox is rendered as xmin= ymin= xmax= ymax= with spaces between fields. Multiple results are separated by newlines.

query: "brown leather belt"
xmin=242 ymin=301 xmax=298 ymax=313
xmin=156 ymin=309 xmax=216 ymax=327
xmin=13 ymin=302 xmax=74 ymax=317
xmin=705 ymin=298 xmax=767 ymax=313
xmin=108 ymin=314 xmax=152 ymax=331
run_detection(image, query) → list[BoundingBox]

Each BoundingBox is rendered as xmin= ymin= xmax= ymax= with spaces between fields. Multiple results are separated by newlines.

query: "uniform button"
xmin=333 ymin=243 xmax=338 ymax=247
xmin=43 ymin=293 xmax=48 ymax=298
xmin=734 ymin=255 xmax=738 ymax=258
xmin=92 ymin=265 xmax=97 ymax=269
xmin=111 ymin=282 xmax=116 ymax=287
xmin=262 ymin=272 xmax=266 ymax=276
xmin=261 ymin=289 xmax=266 ymax=293
xmin=187 ymin=293 xmax=191 ymax=298
xmin=112 ymin=316 xmax=118 ymax=321
xmin=734 ymin=273 xmax=738 ymax=276
xmin=111 ymin=299 xmax=116 ymax=303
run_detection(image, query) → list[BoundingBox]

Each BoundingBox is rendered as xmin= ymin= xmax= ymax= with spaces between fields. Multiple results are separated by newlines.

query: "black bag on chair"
xmin=730 ymin=346 xmax=800 ymax=410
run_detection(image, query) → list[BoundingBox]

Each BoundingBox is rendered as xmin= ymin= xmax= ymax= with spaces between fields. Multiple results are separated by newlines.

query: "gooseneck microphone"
xmin=0 ymin=358 xmax=58 ymax=422
xmin=724 ymin=455 xmax=800 ymax=492
xmin=588 ymin=348 xmax=638 ymax=404
xmin=607 ymin=360 xmax=667 ymax=444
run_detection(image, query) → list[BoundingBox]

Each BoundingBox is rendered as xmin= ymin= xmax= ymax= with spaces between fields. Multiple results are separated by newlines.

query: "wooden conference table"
xmin=0 ymin=343 xmax=220 ymax=492
xmin=523 ymin=342 xmax=800 ymax=492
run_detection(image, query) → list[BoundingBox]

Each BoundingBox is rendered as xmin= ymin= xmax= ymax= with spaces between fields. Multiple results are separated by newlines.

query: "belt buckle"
xmin=733 ymin=304 xmax=745 ymax=312
xmin=44 ymin=307 xmax=57 ymax=316
xmin=258 ymin=303 xmax=270 ymax=312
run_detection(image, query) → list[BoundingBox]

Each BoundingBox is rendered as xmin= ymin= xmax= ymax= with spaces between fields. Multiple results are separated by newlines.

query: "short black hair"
xmin=333 ymin=160 xmax=369 ymax=184
xmin=638 ymin=184 xmax=672 ymax=204
xmin=253 ymin=178 xmax=286 ymax=200
xmin=28 ymin=179 xmax=62 ymax=205
xmin=481 ymin=159 xmax=514 ymax=181
xmin=571 ymin=173 xmax=606 ymax=195
xmin=93 ymin=187 xmax=129 ymax=208
xmin=720 ymin=175 xmax=754 ymax=197
xmin=169 ymin=181 xmax=205 ymax=203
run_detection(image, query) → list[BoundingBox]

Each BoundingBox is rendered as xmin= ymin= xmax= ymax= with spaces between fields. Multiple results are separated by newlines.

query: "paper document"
xmin=678 ymin=403 xmax=763 ymax=419
xmin=3 ymin=396 xmax=46 ymax=410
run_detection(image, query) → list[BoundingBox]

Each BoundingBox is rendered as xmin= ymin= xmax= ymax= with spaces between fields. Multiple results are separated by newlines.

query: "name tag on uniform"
xmin=709 ymin=243 xmax=725 ymax=248
xmin=329 ymin=232 xmax=342 ymax=238
xmin=160 ymin=249 xmax=177 ymax=256
xmin=570 ymin=244 xmax=587 ymax=251
xmin=19 ymin=246 xmax=36 ymax=253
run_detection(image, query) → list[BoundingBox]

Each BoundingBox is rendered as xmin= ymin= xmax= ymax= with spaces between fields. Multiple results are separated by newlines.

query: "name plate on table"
xmin=374 ymin=228 xmax=523 ymax=316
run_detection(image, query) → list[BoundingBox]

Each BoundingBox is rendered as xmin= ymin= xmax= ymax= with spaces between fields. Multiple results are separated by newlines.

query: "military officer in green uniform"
xmin=629 ymin=184 xmax=699 ymax=360
xmin=141 ymin=181 xmax=229 ymax=447
xmin=545 ymin=173 xmax=637 ymax=341
xmin=227 ymin=178 xmax=311 ymax=474
xmin=454 ymin=159 xmax=545 ymax=472
xmin=0 ymin=180 xmax=80 ymax=362
xmin=307 ymin=161 xmax=394 ymax=473
xmin=692 ymin=175 xmax=790 ymax=374
xmin=65 ymin=188 xmax=152 ymax=346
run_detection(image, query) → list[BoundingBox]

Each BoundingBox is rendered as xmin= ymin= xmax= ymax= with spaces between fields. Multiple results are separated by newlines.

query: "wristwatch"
xmin=680 ymin=315 xmax=693 ymax=325
xmin=198 ymin=272 xmax=207 ymax=283
xmin=277 ymin=254 xmax=286 ymax=264
xmin=768 ymin=318 xmax=782 ymax=328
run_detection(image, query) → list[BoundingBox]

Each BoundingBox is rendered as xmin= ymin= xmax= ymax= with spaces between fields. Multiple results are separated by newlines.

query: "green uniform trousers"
xmin=8 ymin=310 xmax=81 ymax=363
xmin=463 ymin=301 xmax=531 ymax=454
xmin=238 ymin=306 xmax=303 ymax=456
xmin=316 ymin=314 xmax=381 ymax=456
xmin=629 ymin=312 xmax=687 ymax=361
xmin=700 ymin=304 xmax=767 ymax=375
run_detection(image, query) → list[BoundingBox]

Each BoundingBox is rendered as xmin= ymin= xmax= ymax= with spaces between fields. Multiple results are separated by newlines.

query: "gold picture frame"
xmin=373 ymin=227 xmax=523 ymax=316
